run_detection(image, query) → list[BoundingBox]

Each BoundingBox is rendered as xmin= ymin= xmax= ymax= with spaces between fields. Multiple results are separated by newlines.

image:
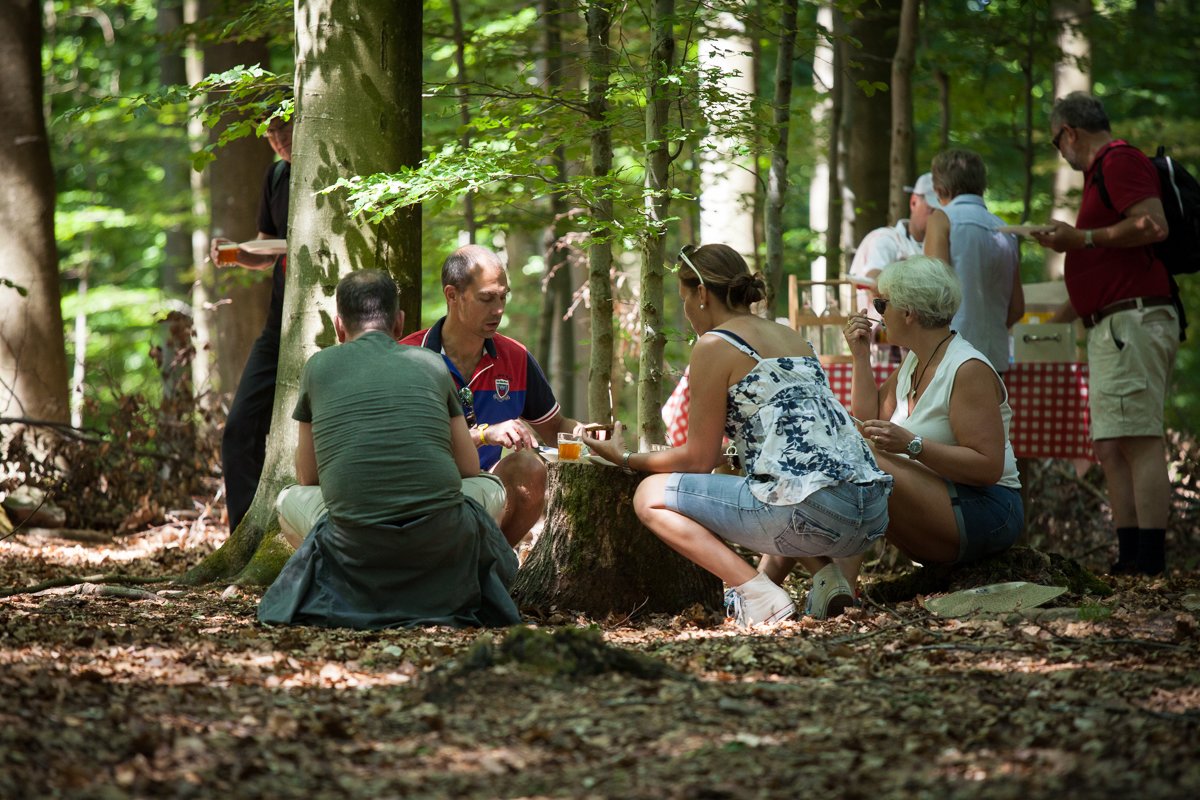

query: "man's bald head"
xmin=442 ymin=245 xmax=505 ymax=292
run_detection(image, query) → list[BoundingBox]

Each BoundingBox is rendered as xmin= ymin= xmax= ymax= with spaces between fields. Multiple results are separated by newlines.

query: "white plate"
xmin=240 ymin=238 xmax=288 ymax=255
xmin=536 ymin=446 xmax=559 ymax=463
xmin=995 ymin=225 xmax=1054 ymax=237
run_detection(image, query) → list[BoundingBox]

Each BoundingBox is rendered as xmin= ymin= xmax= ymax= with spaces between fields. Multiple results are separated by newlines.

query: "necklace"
xmin=910 ymin=331 xmax=955 ymax=400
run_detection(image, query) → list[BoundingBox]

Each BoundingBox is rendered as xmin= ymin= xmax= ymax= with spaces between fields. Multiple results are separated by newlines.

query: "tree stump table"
xmin=511 ymin=461 xmax=722 ymax=618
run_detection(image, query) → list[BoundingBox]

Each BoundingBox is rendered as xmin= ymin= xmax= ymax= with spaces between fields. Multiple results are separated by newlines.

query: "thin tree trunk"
xmin=843 ymin=0 xmax=901 ymax=245
xmin=156 ymin=0 xmax=191 ymax=294
xmin=449 ymin=0 xmax=476 ymax=243
xmin=586 ymin=0 xmax=614 ymax=424
xmin=0 ymin=0 xmax=69 ymax=424
xmin=935 ymin=69 xmax=950 ymax=151
xmin=184 ymin=0 xmax=214 ymax=399
xmin=1021 ymin=5 xmax=1037 ymax=221
xmin=637 ymin=0 xmax=674 ymax=448
xmin=826 ymin=7 xmax=844 ymax=279
xmin=765 ymin=0 xmax=799 ymax=315
xmin=888 ymin=0 xmax=919 ymax=225
xmin=70 ymin=241 xmax=89 ymax=428
xmin=698 ymin=11 xmax=756 ymax=262
xmin=1048 ymin=0 xmax=1092 ymax=280
xmin=187 ymin=0 xmax=423 ymax=585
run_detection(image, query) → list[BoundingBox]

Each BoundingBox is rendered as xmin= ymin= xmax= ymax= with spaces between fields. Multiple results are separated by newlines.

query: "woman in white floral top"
xmin=584 ymin=244 xmax=892 ymax=627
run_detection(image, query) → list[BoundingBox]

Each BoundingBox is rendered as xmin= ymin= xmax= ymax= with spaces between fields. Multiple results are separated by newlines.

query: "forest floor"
xmin=2 ymin=500 xmax=1199 ymax=799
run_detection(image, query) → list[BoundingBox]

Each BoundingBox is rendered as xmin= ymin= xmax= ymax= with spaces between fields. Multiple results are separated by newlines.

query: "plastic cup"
xmin=216 ymin=244 xmax=240 ymax=266
xmin=557 ymin=432 xmax=583 ymax=461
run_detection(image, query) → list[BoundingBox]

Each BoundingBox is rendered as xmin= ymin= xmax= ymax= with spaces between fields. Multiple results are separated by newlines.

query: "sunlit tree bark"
xmin=1048 ymin=0 xmax=1092 ymax=280
xmin=765 ymin=0 xmax=799 ymax=315
xmin=0 ymin=0 xmax=69 ymax=425
xmin=585 ymin=0 xmax=615 ymax=424
xmin=187 ymin=0 xmax=422 ymax=585
xmin=888 ymin=0 xmax=919 ymax=226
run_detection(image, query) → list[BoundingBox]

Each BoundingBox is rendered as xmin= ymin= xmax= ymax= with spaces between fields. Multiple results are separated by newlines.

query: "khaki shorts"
xmin=275 ymin=473 xmax=507 ymax=546
xmin=1086 ymin=305 xmax=1178 ymax=440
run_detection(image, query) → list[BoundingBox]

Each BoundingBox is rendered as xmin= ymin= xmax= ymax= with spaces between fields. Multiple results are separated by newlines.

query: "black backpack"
xmin=1094 ymin=144 xmax=1200 ymax=276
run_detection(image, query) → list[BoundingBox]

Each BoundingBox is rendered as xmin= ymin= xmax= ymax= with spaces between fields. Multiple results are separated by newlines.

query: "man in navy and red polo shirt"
xmin=402 ymin=245 xmax=581 ymax=546
xmin=1034 ymin=92 xmax=1179 ymax=577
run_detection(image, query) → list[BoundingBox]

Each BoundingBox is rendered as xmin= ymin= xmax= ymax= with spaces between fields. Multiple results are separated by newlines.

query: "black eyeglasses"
xmin=1051 ymin=126 xmax=1068 ymax=152
xmin=872 ymin=298 xmax=889 ymax=315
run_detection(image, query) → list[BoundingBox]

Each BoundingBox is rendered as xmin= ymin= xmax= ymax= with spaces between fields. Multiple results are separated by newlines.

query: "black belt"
xmin=1081 ymin=296 xmax=1174 ymax=329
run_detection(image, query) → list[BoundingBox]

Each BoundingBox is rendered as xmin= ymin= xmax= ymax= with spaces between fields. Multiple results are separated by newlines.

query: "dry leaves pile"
xmin=1 ymin=516 xmax=1198 ymax=799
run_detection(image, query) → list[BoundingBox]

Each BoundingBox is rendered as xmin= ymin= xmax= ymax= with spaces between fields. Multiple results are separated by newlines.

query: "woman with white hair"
xmin=843 ymin=255 xmax=1022 ymax=565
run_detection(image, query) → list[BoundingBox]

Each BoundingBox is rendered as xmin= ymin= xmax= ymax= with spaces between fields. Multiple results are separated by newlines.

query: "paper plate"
xmin=924 ymin=581 xmax=1067 ymax=617
xmin=536 ymin=446 xmax=559 ymax=463
xmin=240 ymin=238 xmax=288 ymax=255
xmin=995 ymin=225 xmax=1054 ymax=237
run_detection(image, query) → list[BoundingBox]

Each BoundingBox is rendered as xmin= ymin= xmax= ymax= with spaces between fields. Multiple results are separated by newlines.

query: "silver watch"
xmin=905 ymin=435 xmax=923 ymax=457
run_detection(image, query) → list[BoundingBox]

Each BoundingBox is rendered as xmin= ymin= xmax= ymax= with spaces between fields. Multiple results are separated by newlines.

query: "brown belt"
xmin=1081 ymin=296 xmax=1174 ymax=329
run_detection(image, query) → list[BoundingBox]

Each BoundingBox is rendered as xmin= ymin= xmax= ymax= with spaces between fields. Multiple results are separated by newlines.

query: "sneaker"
xmin=804 ymin=563 xmax=855 ymax=619
xmin=1108 ymin=560 xmax=1138 ymax=576
xmin=728 ymin=573 xmax=795 ymax=629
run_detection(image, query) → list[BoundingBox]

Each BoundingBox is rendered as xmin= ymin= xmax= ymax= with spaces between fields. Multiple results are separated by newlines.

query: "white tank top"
xmin=891 ymin=334 xmax=1020 ymax=489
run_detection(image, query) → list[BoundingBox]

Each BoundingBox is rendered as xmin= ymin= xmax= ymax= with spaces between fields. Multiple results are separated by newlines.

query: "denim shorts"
xmin=947 ymin=482 xmax=1024 ymax=563
xmin=664 ymin=473 xmax=891 ymax=559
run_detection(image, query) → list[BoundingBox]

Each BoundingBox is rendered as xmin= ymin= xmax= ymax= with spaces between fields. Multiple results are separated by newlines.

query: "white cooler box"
xmin=1013 ymin=322 xmax=1075 ymax=362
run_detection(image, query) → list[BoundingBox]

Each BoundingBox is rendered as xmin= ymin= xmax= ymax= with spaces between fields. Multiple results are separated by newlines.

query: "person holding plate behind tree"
xmin=208 ymin=113 xmax=292 ymax=534
xmin=842 ymin=255 xmax=1023 ymax=568
xmin=582 ymin=244 xmax=892 ymax=628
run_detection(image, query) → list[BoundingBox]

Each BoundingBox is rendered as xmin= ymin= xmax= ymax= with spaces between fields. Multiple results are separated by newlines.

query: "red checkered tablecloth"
xmin=822 ymin=361 xmax=1095 ymax=461
xmin=663 ymin=361 xmax=1094 ymax=460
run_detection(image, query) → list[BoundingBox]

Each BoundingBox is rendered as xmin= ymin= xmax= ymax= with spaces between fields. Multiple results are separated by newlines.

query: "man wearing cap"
xmin=847 ymin=173 xmax=940 ymax=290
xmin=1032 ymin=92 xmax=1177 ymax=577
xmin=924 ymin=148 xmax=1024 ymax=374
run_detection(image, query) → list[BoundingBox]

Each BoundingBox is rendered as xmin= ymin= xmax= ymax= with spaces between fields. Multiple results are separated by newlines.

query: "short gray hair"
xmin=1050 ymin=92 xmax=1111 ymax=134
xmin=877 ymin=256 xmax=961 ymax=328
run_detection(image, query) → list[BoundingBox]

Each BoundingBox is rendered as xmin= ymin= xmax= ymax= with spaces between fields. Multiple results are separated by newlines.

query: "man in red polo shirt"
xmin=402 ymin=245 xmax=582 ymax=547
xmin=1034 ymin=92 xmax=1179 ymax=576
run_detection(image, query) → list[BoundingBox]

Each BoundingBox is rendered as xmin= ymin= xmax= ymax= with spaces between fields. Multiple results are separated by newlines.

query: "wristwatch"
xmin=1084 ymin=229 xmax=1096 ymax=248
xmin=905 ymin=435 xmax=924 ymax=457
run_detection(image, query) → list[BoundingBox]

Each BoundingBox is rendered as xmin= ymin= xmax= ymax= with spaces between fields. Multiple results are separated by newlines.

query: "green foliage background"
xmin=44 ymin=0 xmax=1200 ymax=432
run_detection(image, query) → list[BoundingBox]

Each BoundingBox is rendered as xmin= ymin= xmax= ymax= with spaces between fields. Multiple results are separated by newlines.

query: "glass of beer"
xmin=557 ymin=432 xmax=583 ymax=461
xmin=216 ymin=244 xmax=240 ymax=266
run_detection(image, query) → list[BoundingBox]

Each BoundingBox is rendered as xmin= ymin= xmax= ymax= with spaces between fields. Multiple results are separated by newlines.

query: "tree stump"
xmin=512 ymin=462 xmax=722 ymax=617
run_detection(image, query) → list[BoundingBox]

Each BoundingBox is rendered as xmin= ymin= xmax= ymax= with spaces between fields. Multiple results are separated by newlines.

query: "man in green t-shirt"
xmin=258 ymin=270 xmax=519 ymax=629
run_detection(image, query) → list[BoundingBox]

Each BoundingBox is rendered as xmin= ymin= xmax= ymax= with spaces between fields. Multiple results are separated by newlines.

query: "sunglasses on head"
xmin=677 ymin=245 xmax=706 ymax=287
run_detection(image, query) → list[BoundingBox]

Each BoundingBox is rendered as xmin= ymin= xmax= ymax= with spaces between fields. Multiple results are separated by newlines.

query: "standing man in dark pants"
xmin=1033 ymin=92 xmax=1179 ymax=576
xmin=209 ymin=115 xmax=292 ymax=532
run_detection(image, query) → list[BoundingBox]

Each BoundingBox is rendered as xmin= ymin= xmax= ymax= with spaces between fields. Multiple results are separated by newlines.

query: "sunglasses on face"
xmin=873 ymin=298 xmax=889 ymax=315
xmin=1052 ymin=126 xmax=1067 ymax=151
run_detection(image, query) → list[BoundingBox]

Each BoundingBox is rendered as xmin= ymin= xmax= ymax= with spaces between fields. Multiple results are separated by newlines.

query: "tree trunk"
xmin=449 ymin=0 xmax=476 ymax=243
xmin=156 ymin=0 xmax=192 ymax=295
xmin=888 ymin=0 xmax=919 ymax=226
xmin=637 ymin=0 xmax=674 ymax=448
xmin=843 ymin=0 xmax=901 ymax=246
xmin=512 ymin=463 xmax=722 ymax=616
xmin=203 ymin=18 xmax=275 ymax=398
xmin=1048 ymin=0 xmax=1092 ymax=281
xmin=698 ymin=11 xmax=756 ymax=262
xmin=186 ymin=0 xmax=423 ymax=586
xmin=586 ymin=0 xmax=615 ymax=424
xmin=765 ymin=0 xmax=799 ymax=315
xmin=0 ymin=0 xmax=70 ymax=425
xmin=934 ymin=69 xmax=950 ymax=151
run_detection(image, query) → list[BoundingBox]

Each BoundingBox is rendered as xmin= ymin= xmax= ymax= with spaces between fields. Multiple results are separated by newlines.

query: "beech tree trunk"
xmin=1048 ymin=0 xmax=1092 ymax=280
xmin=0 ymin=0 xmax=69 ymax=425
xmin=512 ymin=463 xmax=722 ymax=616
xmin=186 ymin=0 xmax=423 ymax=586
xmin=586 ymin=0 xmax=615 ymax=424
xmin=637 ymin=0 xmax=674 ymax=448
xmin=766 ymin=0 xmax=799 ymax=314
xmin=843 ymin=0 xmax=901 ymax=245
xmin=888 ymin=0 xmax=919 ymax=226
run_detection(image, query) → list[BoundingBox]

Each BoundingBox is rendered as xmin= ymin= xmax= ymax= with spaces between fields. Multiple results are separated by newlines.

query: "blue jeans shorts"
xmin=664 ymin=473 xmax=891 ymax=559
xmin=946 ymin=482 xmax=1024 ymax=563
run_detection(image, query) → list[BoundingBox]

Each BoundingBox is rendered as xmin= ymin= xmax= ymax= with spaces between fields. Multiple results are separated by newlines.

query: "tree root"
xmin=0 ymin=573 xmax=170 ymax=599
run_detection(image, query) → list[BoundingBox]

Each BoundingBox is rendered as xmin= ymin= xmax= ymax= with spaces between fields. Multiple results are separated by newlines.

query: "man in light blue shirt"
xmin=924 ymin=150 xmax=1024 ymax=373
